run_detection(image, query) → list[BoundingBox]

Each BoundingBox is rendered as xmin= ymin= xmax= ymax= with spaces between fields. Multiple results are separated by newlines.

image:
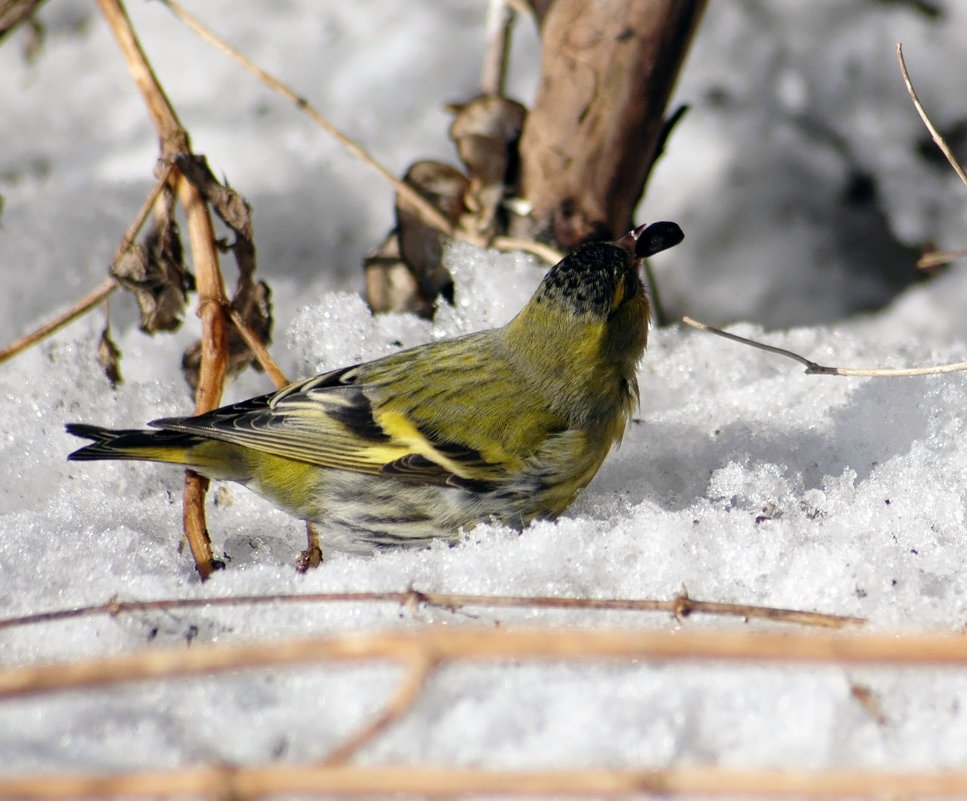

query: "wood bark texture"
xmin=514 ymin=0 xmax=706 ymax=248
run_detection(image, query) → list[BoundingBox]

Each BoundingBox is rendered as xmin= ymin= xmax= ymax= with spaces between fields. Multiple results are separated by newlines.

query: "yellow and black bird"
xmin=68 ymin=222 xmax=683 ymax=551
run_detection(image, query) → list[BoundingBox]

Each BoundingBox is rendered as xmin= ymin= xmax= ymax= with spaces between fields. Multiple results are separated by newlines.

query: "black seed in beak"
xmin=618 ymin=221 xmax=684 ymax=258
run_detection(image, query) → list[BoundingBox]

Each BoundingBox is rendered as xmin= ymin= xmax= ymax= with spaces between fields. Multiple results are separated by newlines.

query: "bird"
xmin=67 ymin=222 xmax=683 ymax=552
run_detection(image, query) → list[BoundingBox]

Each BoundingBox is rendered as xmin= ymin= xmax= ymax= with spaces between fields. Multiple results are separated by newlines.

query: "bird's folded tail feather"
xmin=66 ymin=423 xmax=207 ymax=466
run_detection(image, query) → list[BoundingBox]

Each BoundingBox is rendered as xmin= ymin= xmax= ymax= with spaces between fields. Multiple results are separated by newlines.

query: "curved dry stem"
xmin=897 ymin=42 xmax=967 ymax=188
xmin=324 ymin=651 xmax=438 ymax=765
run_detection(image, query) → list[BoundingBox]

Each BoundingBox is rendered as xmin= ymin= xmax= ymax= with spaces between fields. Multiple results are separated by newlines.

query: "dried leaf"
xmin=175 ymin=152 xmax=255 ymax=281
xmin=0 ymin=0 xmax=47 ymax=47
xmin=96 ymin=326 xmax=122 ymax=388
xmin=448 ymin=95 xmax=526 ymax=238
xmin=111 ymin=188 xmax=193 ymax=333
xmin=394 ymin=160 xmax=468 ymax=312
xmin=364 ymin=232 xmax=430 ymax=317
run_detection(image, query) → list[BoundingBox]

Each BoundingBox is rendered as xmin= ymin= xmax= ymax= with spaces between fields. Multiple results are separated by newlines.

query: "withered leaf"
xmin=97 ymin=325 xmax=122 ymax=388
xmin=111 ymin=190 xmax=194 ymax=334
xmin=364 ymin=232 xmax=431 ymax=317
xmin=448 ymin=95 xmax=526 ymax=239
xmin=175 ymin=152 xmax=256 ymax=282
xmin=393 ymin=160 xmax=469 ymax=313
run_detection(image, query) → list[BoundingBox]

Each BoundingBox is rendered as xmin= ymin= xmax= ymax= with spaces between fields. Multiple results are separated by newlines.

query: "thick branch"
xmin=515 ymin=0 xmax=706 ymax=247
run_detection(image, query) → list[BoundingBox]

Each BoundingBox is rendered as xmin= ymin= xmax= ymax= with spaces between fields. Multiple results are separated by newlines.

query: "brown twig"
xmin=96 ymin=0 xmax=225 ymax=579
xmin=0 ymin=278 xmax=117 ymax=366
xmin=0 ymin=590 xmax=864 ymax=632
xmin=683 ymin=316 xmax=967 ymax=377
xmin=227 ymin=306 xmax=288 ymax=389
xmin=4 ymin=625 xmax=967 ymax=700
xmin=0 ymin=161 xmax=175 ymax=365
xmin=2 ymin=764 xmax=967 ymax=800
xmin=159 ymin=0 xmax=455 ymax=239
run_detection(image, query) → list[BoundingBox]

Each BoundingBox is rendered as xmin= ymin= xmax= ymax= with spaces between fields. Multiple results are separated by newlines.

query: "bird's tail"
xmin=66 ymin=423 xmax=205 ymax=465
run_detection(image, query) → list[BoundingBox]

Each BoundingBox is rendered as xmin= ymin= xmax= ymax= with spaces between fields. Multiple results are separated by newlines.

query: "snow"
xmin=3 ymin=0 xmax=967 ymax=787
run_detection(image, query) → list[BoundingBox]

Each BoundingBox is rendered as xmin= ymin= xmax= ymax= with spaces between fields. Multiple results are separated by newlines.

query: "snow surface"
xmin=3 ymin=0 xmax=967 ymax=784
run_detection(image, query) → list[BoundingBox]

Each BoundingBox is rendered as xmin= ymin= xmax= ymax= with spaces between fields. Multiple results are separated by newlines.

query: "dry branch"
xmin=0 ymin=590 xmax=865 ymax=632
xmin=3 ymin=764 xmax=967 ymax=800
xmin=513 ymin=0 xmax=706 ymax=247
xmin=4 ymin=625 xmax=967 ymax=700
xmin=96 ymin=0 xmax=225 ymax=579
xmin=0 ymin=162 xmax=174 ymax=365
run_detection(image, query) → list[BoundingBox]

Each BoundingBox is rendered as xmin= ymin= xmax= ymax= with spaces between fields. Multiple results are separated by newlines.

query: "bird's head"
xmin=504 ymin=222 xmax=684 ymax=409
xmin=527 ymin=220 xmax=682 ymax=332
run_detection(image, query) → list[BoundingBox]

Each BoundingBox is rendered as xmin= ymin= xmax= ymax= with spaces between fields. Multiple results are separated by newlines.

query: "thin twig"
xmin=683 ymin=316 xmax=967 ymax=377
xmin=918 ymin=247 xmax=967 ymax=269
xmin=324 ymin=651 xmax=438 ymax=765
xmin=491 ymin=235 xmax=563 ymax=264
xmin=3 ymin=764 xmax=967 ymax=800
xmin=897 ymin=42 xmax=967 ymax=188
xmin=481 ymin=0 xmax=514 ymax=96
xmin=160 ymin=0 xmax=455 ymax=238
xmin=0 ymin=278 xmax=117 ymax=365
xmin=4 ymin=625 xmax=967 ymax=700
xmin=227 ymin=306 xmax=288 ymax=389
xmin=0 ymin=590 xmax=864 ymax=632
xmin=0 ymin=161 xmax=175 ymax=365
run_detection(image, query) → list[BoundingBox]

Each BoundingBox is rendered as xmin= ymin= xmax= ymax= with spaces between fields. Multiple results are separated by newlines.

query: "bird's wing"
xmin=150 ymin=363 xmax=507 ymax=490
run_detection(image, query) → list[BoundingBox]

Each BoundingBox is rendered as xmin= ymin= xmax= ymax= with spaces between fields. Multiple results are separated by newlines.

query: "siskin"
xmin=67 ymin=222 xmax=683 ymax=552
